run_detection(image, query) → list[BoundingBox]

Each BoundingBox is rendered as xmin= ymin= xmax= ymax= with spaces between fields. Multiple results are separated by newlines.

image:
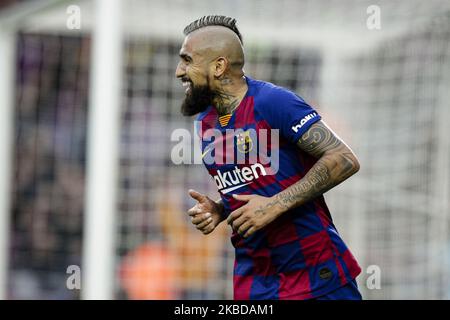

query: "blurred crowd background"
xmin=0 ymin=0 xmax=449 ymax=299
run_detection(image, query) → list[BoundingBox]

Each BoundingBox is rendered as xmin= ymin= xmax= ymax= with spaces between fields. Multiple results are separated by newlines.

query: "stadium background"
xmin=0 ymin=0 xmax=449 ymax=299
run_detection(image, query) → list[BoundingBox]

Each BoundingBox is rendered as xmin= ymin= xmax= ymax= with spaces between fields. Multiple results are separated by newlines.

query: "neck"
xmin=213 ymin=76 xmax=248 ymax=116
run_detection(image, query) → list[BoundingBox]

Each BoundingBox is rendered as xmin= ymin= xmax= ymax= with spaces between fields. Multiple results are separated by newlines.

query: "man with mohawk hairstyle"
xmin=176 ymin=15 xmax=362 ymax=300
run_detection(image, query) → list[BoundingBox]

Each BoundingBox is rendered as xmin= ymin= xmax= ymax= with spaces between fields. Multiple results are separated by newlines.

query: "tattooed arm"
xmin=274 ymin=120 xmax=360 ymax=211
xmin=227 ymin=120 xmax=360 ymax=238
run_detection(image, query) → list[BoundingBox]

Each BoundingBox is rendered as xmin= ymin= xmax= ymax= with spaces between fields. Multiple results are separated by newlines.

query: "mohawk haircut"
xmin=183 ymin=15 xmax=243 ymax=44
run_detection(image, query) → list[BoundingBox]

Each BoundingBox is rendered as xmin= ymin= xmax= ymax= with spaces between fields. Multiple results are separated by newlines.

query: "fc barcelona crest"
xmin=236 ymin=130 xmax=253 ymax=153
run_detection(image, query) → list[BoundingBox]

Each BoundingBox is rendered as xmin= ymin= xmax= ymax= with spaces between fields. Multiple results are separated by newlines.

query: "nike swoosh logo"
xmin=201 ymin=144 xmax=214 ymax=159
xmin=220 ymin=182 xmax=252 ymax=194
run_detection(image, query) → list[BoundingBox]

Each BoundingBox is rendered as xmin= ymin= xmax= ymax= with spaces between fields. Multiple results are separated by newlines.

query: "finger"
xmin=243 ymin=226 xmax=257 ymax=238
xmin=188 ymin=189 xmax=206 ymax=202
xmin=187 ymin=206 xmax=202 ymax=216
xmin=237 ymin=220 xmax=253 ymax=237
xmin=227 ymin=207 xmax=245 ymax=225
xmin=191 ymin=212 xmax=211 ymax=224
xmin=202 ymin=223 xmax=215 ymax=235
xmin=232 ymin=194 xmax=254 ymax=202
xmin=231 ymin=214 xmax=249 ymax=231
xmin=195 ymin=216 xmax=213 ymax=230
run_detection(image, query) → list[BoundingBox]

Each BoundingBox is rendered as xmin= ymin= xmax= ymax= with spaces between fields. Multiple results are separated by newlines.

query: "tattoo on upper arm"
xmin=297 ymin=121 xmax=342 ymax=158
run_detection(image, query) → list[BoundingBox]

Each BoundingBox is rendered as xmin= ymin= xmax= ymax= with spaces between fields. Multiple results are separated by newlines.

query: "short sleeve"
xmin=258 ymin=86 xmax=322 ymax=144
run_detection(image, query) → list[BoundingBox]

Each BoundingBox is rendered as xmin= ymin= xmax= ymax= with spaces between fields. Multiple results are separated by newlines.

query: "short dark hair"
xmin=183 ymin=15 xmax=243 ymax=44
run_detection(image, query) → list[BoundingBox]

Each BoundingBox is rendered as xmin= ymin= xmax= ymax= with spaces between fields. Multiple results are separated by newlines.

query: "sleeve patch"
xmin=291 ymin=112 xmax=319 ymax=133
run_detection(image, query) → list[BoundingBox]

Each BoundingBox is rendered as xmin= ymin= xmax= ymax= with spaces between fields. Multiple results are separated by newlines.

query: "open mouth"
xmin=182 ymin=80 xmax=192 ymax=93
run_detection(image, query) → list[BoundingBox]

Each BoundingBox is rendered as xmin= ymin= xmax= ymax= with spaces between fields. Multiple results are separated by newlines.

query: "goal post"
xmin=81 ymin=0 xmax=124 ymax=300
xmin=0 ymin=28 xmax=16 ymax=301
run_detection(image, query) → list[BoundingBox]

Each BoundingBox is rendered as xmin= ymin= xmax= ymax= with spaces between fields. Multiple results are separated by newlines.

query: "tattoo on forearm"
xmin=276 ymin=159 xmax=331 ymax=211
xmin=254 ymin=199 xmax=280 ymax=217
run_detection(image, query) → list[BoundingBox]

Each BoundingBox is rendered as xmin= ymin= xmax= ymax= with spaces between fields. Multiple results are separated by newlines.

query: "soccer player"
xmin=176 ymin=15 xmax=362 ymax=300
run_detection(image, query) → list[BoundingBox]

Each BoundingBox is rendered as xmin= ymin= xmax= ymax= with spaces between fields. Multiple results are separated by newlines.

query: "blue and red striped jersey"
xmin=196 ymin=76 xmax=361 ymax=299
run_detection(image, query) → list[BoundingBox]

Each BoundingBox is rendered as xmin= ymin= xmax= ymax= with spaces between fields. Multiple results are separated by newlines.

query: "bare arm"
xmin=228 ymin=120 xmax=360 ymax=238
xmin=274 ymin=120 xmax=360 ymax=211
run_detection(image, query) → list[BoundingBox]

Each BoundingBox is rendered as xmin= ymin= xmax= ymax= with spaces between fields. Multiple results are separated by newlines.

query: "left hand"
xmin=226 ymin=194 xmax=282 ymax=238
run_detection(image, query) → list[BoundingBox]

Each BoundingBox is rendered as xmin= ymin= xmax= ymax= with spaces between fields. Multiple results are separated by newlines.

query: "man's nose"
xmin=175 ymin=62 xmax=185 ymax=78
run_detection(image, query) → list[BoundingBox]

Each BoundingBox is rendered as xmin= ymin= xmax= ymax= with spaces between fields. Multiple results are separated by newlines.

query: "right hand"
xmin=187 ymin=189 xmax=224 ymax=235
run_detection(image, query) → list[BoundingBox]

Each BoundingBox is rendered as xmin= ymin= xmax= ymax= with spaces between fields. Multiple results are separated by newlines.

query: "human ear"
xmin=214 ymin=57 xmax=228 ymax=78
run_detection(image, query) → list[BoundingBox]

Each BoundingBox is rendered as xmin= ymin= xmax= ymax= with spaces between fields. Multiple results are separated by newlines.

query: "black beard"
xmin=180 ymin=83 xmax=216 ymax=116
